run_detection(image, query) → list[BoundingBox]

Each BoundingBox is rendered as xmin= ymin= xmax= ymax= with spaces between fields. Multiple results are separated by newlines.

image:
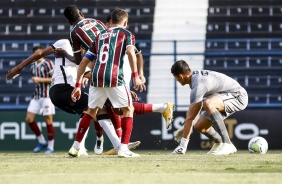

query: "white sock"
xmin=37 ymin=134 xmax=46 ymax=144
xmin=98 ymin=119 xmax=121 ymax=150
xmin=97 ymin=136 xmax=104 ymax=141
xmin=80 ymin=128 xmax=89 ymax=150
xmin=120 ymin=143 xmax=129 ymax=151
xmin=152 ymin=103 xmax=167 ymax=113
xmin=73 ymin=141 xmax=80 ymax=150
xmin=48 ymin=139 xmax=54 ymax=150
xmin=180 ymin=137 xmax=189 ymax=148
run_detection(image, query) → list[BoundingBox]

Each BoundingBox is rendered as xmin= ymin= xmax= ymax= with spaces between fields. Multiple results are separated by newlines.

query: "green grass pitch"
xmin=0 ymin=150 xmax=281 ymax=184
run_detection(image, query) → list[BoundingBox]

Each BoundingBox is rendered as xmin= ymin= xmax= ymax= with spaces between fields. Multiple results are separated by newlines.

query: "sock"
xmin=152 ymin=103 xmax=167 ymax=113
xmin=210 ymin=111 xmax=231 ymax=144
xmin=203 ymin=126 xmax=222 ymax=143
xmin=46 ymin=124 xmax=55 ymax=141
xmin=98 ymin=118 xmax=121 ymax=150
xmin=47 ymin=139 xmax=54 ymax=150
xmin=37 ymin=134 xmax=46 ymax=144
xmin=115 ymin=128 xmax=122 ymax=139
xmin=121 ymin=117 xmax=133 ymax=144
xmin=180 ymin=137 xmax=189 ymax=148
xmin=105 ymin=106 xmax=122 ymax=135
xmin=28 ymin=121 xmax=41 ymax=136
xmin=80 ymin=128 xmax=89 ymax=150
xmin=133 ymin=102 xmax=152 ymax=114
xmin=94 ymin=121 xmax=103 ymax=138
xmin=74 ymin=114 xmax=92 ymax=143
xmin=120 ymin=143 xmax=128 ymax=151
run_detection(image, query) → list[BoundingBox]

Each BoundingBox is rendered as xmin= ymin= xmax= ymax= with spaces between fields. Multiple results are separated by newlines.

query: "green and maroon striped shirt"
xmin=85 ymin=27 xmax=135 ymax=87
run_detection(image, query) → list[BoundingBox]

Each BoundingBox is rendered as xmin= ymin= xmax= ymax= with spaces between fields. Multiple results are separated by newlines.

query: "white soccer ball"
xmin=248 ymin=136 xmax=268 ymax=154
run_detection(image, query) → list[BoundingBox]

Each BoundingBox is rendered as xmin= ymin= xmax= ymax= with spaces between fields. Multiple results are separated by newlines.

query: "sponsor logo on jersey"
xmin=99 ymin=32 xmax=117 ymax=40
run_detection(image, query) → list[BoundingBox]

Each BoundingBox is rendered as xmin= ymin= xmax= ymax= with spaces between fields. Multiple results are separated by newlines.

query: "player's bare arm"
xmin=71 ymin=56 xmax=91 ymax=102
xmin=32 ymin=77 xmax=52 ymax=83
xmin=127 ymin=46 xmax=146 ymax=92
xmin=54 ymin=48 xmax=75 ymax=63
xmin=182 ymin=102 xmax=203 ymax=139
xmin=136 ymin=53 xmax=146 ymax=83
xmin=74 ymin=51 xmax=83 ymax=65
xmin=6 ymin=47 xmax=54 ymax=80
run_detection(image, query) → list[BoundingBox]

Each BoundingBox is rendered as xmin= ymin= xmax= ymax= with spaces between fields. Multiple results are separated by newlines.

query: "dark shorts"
xmin=49 ymin=84 xmax=88 ymax=115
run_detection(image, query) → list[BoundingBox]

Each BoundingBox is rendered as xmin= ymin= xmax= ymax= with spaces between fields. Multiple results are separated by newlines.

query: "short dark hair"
xmin=111 ymin=8 xmax=128 ymax=24
xmin=171 ymin=60 xmax=191 ymax=76
xmin=32 ymin=46 xmax=44 ymax=53
xmin=64 ymin=5 xmax=80 ymax=22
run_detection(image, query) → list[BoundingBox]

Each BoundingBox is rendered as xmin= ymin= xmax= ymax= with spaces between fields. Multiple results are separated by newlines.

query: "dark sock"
xmin=121 ymin=117 xmax=133 ymax=144
xmin=210 ymin=111 xmax=231 ymax=144
xmin=46 ymin=124 xmax=55 ymax=140
xmin=94 ymin=121 xmax=103 ymax=138
xmin=28 ymin=121 xmax=41 ymax=136
xmin=133 ymin=102 xmax=153 ymax=114
xmin=203 ymin=126 xmax=222 ymax=143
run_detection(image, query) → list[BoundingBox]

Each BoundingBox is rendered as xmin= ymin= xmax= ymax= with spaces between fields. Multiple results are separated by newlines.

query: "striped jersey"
xmin=85 ymin=27 xmax=136 ymax=87
xmin=30 ymin=59 xmax=54 ymax=99
xmin=69 ymin=18 xmax=106 ymax=53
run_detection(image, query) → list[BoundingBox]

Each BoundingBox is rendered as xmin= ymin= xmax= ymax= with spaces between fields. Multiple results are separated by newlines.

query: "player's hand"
xmin=132 ymin=77 xmax=146 ymax=92
xmin=71 ymin=87 xmax=81 ymax=102
xmin=139 ymin=75 xmax=146 ymax=83
xmin=130 ymin=91 xmax=139 ymax=101
xmin=31 ymin=76 xmax=41 ymax=83
xmin=54 ymin=48 xmax=66 ymax=58
xmin=174 ymin=127 xmax=184 ymax=143
xmin=6 ymin=66 xmax=22 ymax=80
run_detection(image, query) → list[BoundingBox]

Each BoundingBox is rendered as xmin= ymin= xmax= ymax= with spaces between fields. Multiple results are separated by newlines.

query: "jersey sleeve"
xmin=69 ymin=30 xmax=82 ymax=53
xmin=190 ymin=76 xmax=208 ymax=104
xmin=125 ymin=30 xmax=135 ymax=47
xmin=134 ymin=42 xmax=142 ymax=54
xmin=84 ymin=40 xmax=97 ymax=62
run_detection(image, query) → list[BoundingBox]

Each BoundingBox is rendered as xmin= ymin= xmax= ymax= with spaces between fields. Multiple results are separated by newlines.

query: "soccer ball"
xmin=248 ymin=136 xmax=268 ymax=154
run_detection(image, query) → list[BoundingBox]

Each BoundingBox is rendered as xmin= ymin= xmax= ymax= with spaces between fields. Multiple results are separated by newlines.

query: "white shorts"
xmin=88 ymin=85 xmax=132 ymax=109
xmin=27 ymin=98 xmax=55 ymax=116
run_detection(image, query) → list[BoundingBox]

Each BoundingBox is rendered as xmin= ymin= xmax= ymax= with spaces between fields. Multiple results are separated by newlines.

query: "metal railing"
xmin=0 ymin=39 xmax=282 ymax=109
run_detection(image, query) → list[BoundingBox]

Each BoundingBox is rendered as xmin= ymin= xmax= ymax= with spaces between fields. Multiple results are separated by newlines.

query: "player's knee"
xmin=203 ymin=99 xmax=214 ymax=111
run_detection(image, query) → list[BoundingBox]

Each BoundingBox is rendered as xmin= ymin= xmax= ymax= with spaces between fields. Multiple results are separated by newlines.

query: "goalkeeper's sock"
xmin=203 ymin=126 xmax=222 ymax=143
xmin=210 ymin=111 xmax=231 ymax=144
xmin=180 ymin=137 xmax=189 ymax=148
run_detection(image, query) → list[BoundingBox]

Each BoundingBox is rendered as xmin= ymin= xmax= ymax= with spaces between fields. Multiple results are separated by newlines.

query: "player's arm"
xmin=74 ymin=51 xmax=82 ymax=65
xmin=32 ymin=77 xmax=52 ymax=84
xmin=71 ymin=51 xmax=95 ymax=102
xmin=136 ymin=53 xmax=146 ymax=83
xmin=54 ymin=48 xmax=75 ymax=63
xmin=127 ymin=46 xmax=146 ymax=92
xmin=6 ymin=47 xmax=54 ymax=80
xmin=182 ymin=102 xmax=203 ymax=139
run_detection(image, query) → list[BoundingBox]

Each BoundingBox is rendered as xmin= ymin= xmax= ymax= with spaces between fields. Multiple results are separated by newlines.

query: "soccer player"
xmin=100 ymin=14 xmax=174 ymax=155
xmin=69 ymin=8 xmax=145 ymax=158
xmin=25 ymin=46 xmax=55 ymax=153
xmin=6 ymin=40 xmax=90 ymax=155
xmin=171 ymin=60 xmax=248 ymax=155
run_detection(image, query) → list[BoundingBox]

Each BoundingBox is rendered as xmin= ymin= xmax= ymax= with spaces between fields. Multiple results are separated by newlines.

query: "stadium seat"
xmin=30 ymin=24 xmax=50 ymax=35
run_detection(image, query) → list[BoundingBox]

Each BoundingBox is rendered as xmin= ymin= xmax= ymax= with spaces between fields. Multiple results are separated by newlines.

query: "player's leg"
xmin=26 ymin=99 xmax=47 ymax=153
xmin=42 ymin=98 xmax=56 ymax=154
xmin=133 ymin=102 xmax=175 ymax=129
xmin=68 ymin=87 xmax=106 ymax=157
xmin=193 ymin=117 xmax=223 ymax=154
xmin=108 ymin=86 xmax=140 ymax=158
xmin=202 ymin=95 xmax=236 ymax=155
